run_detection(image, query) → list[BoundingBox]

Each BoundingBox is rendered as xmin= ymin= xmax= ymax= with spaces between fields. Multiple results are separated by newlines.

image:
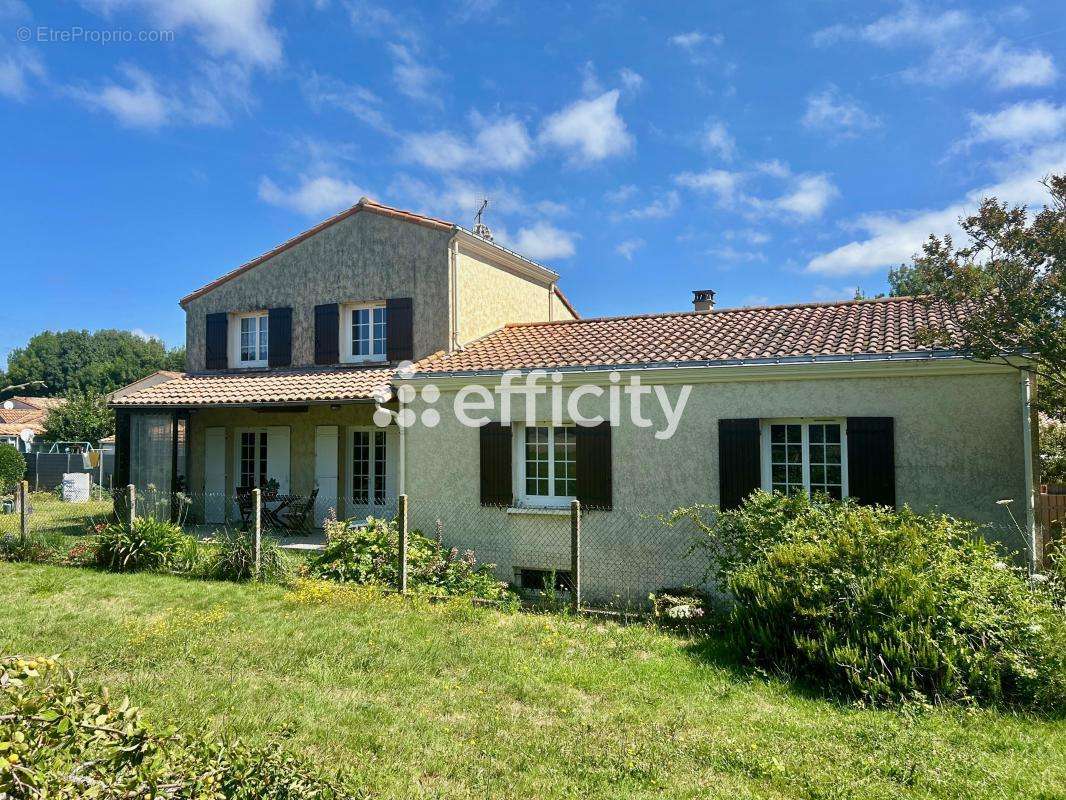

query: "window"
xmin=351 ymin=429 xmax=388 ymax=505
xmin=238 ymin=430 xmax=268 ymax=489
xmin=760 ymin=419 xmax=847 ymax=500
xmin=519 ymin=425 xmax=575 ymax=506
xmin=236 ymin=312 xmax=268 ymax=367
xmin=344 ymin=303 xmax=387 ymax=363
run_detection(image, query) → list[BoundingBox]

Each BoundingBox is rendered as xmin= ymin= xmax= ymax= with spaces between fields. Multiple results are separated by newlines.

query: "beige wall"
xmin=402 ymin=365 xmax=1032 ymax=602
xmin=187 ymin=403 xmax=386 ymax=522
xmin=184 ymin=212 xmax=453 ymax=371
xmin=454 ymin=246 xmax=574 ymax=346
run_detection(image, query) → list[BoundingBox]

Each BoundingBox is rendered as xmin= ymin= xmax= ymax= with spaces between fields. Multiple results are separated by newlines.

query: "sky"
xmin=2 ymin=0 xmax=1065 ymax=367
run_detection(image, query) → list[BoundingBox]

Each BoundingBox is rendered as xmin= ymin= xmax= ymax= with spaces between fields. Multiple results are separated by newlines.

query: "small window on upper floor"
xmin=342 ymin=302 xmax=387 ymax=363
xmin=234 ymin=311 xmax=268 ymax=368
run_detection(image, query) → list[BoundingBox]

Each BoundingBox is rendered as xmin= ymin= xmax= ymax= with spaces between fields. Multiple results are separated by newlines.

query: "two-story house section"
xmin=110 ymin=198 xmax=578 ymax=524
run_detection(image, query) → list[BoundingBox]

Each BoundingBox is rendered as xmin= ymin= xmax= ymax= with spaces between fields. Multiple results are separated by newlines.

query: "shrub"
xmin=1039 ymin=416 xmax=1066 ymax=484
xmin=204 ymin=529 xmax=287 ymax=583
xmin=682 ymin=491 xmax=1066 ymax=709
xmin=0 ymin=533 xmax=58 ymax=564
xmin=0 ymin=443 xmax=25 ymax=495
xmin=308 ymin=516 xmax=511 ymax=600
xmin=0 ymin=655 xmax=355 ymax=797
xmin=95 ymin=516 xmax=186 ymax=572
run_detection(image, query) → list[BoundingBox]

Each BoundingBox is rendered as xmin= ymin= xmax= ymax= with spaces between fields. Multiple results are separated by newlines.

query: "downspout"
xmin=398 ymin=392 xmax=406 ymax=497
xmin=549 ymin=281 xmax=556 ymax=322
xmin=1020 ymin=370 xmax=1037 ymax=572
xmin=449 ymin=233 xmax=461 ymax=352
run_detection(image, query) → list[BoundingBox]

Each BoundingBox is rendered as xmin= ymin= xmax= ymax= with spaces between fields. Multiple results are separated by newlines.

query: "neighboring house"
xmin=110 ymin=198 xmax=577 ymax=525
xmin=110 ymin=197 xmax=1038 ymax=599
xmin=0 ymin=397 xmax=66 ymax=452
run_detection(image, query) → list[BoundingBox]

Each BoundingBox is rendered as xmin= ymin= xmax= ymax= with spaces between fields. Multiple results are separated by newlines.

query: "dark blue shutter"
xmin=718 ymin=418 xmax=760 ymax=510
xmin=314 ymin=304 xmax=339 ymax=365
xmin=386 ymin=297 xmax=414 ymax=362
xmin=479 ymin=422 xmax=512 ymax=506
xmin=846 ymin=417 xmax=896 ymax=507
xmin=576 ymin=422 xmax=612 ymax=510
xmin=268 ymin=307 xmax=292 ymax=367
xmin=205 ymin=313 xmax=228 ymax=370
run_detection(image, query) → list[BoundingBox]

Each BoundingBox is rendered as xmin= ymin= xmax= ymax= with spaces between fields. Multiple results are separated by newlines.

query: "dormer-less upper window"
xmin=238 ymin=312 xmax=268 ymax=367
xmin=342 ymin=302 xmax=387 ymax=363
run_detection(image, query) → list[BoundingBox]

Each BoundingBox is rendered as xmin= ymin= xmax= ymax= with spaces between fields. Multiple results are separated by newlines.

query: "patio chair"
xmin=280 ymin=488 xmax=319 ymax=533
xmin=235 ymin=486 xmax=254 ymax=530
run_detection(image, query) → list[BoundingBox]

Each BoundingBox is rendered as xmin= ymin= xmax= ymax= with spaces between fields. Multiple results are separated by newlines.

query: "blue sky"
xmin=2 ymin=1 xmax=1065 ymax=366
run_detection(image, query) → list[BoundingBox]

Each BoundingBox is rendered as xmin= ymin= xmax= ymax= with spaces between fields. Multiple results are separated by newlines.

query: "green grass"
xmin=3 ymin=562 xmax=1064 ymax=800
xmin=0 ymin=492 xmax=111 ymax=538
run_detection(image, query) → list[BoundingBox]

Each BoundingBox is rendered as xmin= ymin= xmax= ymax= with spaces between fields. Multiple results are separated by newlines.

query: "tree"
xmin=5 ymin=330 xmax=185 ymax=398
xmin=41 ymin=391 xmax=115 ymax=445
xmin=896 ymin=175 xmax=1065 ymax=419
xmin=1041 ymin=417 xmax=1066 ymax=485
xmin=0 ymin=443 xmax=25 ymax=495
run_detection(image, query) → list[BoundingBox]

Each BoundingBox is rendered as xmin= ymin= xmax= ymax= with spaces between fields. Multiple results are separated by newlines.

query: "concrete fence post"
xmin=18 ymin=481 xmax=28 ymax=545
xmin=570 ymin=499 xmax=582 ymax=613
xmin=127 ymin=484 xmax=136 ymax=529
xmin=397 ymin=494 xmax=409 ymax=594
xmin=252 ymin=488 xmax=262 ymax=581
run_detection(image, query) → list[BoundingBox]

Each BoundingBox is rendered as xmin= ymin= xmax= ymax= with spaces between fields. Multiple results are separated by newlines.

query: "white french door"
xmin=348 ymin=427 xmax=396 ymax=519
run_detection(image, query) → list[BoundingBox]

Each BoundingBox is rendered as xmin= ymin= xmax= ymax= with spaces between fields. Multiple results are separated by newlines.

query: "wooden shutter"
xmin=386 ymin=297 xmax=414 ymax=362
xmin=205 ymin=313 xmax=228 ymax=370
xmin=718 ymin=418 xmax=760 ymax=510
xmin=314 ymin=303 xmax=339 ymax=365
xmin=576 ymin=422 xmax=612 ymax=510
xmin=268 ymin=307 xmax=292 ymax=368
xmin=846 ymin=417 xmax=896 ymax=507
xmin=479 ymin=422 xmax=512 ymax=507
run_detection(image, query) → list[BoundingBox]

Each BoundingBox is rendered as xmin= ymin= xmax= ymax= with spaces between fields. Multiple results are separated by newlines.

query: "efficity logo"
xmin=372 ymin=362 xmax=692 ymax=440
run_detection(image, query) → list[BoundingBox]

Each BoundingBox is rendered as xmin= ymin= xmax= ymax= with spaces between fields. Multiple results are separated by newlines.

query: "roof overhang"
xmin=452 ymin=228 xmax=560 ymax=284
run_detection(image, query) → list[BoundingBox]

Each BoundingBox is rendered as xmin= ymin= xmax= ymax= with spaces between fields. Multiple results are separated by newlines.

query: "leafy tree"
xmin=894 ymin=175 xmax=1065 ymax=419
xmin=5 ymin=329 xmax=185 ymax=398
xmin=41 ymin=391 xmax=115 ymax=444
xmin=1041 ymin=417 xmax=1066 ymax=485
xmin=0 ymin=443 xmax=25 ymax=494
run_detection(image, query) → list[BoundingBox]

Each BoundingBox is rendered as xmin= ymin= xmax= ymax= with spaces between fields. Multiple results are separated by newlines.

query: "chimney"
xmin=692 ymin=289 xmax=716 ymax=312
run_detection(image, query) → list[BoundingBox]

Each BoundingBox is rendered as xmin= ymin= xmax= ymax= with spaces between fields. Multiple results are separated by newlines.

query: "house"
xmin=110 ymin=198 xmax=577 ymax=525
xmin=0 ymin=397 xmax=66 ymax=452
xmin=110 ymin=197 xmax=1037 ymax=601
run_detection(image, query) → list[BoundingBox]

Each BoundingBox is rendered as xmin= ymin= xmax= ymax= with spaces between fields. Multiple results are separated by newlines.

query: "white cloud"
xmin=702 ymin=120 xmax=736 ymax=161
xmin=669 ymin=30 xmax=723 ymax=54
xmin=675 ymin=163 xmax=838 ymax=220
xmin=963 ymin=101 xmax=1066 ymax=147
xmin=604 ymin=184 xmax=638 ymax=204
xmin=806 ymin=141 xmax=1066 ymax=276
xmin=539 ymin=90 xmax=633 ymax=164
xmin=257 ymin=174 xmax=368 ymax=216
xmin=387 ymin=42 xmax=442 ymax=104
xmin=709 ymin=245 xmax=765 ymax=263
xmin=814 ymin=3 xmax=1056 ymax=91
xmin=624 ymin=190 xmax=680 ymax=220
xmin=130 ymin=328 xmax=162 ymax=342
xmin=615 ymin=238 xmax=645 ymax=260
xmin=618 ymin=67 xmax=644 ymax=93
xmin=802 ymin=86 xmax=881 ymax=138
xmin=500 ymin=222 xmax=577 ymax=261
xmin=0 ymin=46 xmax=44 ymax=101
xmin=71 ymin=64 xmax=171 ymax=128
xmin=81 ymin=0 xmax=283 ymax=66
xmin=402 ymin=115 xmax=533 ymax=172
xmin=811 ymin=285 xmax=859 ymax=302
xmin=674 ymin=168 xmax=744 ymax=205
xmin=761 ymin=174 xmax=838 ymax=219
xmin=580 ymin=60 xmax=602 ymax=96
xmin=301 ymin=71 xmax=392 ymax=134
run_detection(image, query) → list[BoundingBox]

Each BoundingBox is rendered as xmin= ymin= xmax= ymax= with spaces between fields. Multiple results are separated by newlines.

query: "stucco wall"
xmin=402 ymin=366 xmax=1030 ymax=602
xmin=187 ymin=403 xmax=385 ymax=523
xmin=455 ymin=247 xmax=560 ymax=345
xmin=184 ymin=212 xmax=453 ymax=371
xmin=551 ymin=290 xmax=578 ymax=322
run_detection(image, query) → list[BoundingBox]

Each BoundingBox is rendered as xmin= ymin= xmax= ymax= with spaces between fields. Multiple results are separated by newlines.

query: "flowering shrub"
xmin=308 ymin=515 xmax=511 ymax=600
xmin=0 ymin=655 xmax=355 ymax=797
xmin=677 ymin=491 xmax=1066 ymax=709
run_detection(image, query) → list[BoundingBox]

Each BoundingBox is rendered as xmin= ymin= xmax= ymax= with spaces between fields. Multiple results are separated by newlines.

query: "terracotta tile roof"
xmin=412 ymin=296 xmax=970 ymax=375
xmin=8 ymin=396 xmax=65 ymax=411
xmin=110 ymin=367 xmax=394 ymax=407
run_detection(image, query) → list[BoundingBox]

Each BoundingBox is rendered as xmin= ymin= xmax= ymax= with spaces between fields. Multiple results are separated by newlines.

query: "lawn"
xmin=4 ymin=562 xmax=1064 ymax=800
xmin=0 ymin=492 xmax=112 ymax=538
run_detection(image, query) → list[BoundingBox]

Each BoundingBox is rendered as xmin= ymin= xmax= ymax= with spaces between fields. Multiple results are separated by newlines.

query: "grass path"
xmin=3 ymin=562 xmax=1064 ymax=799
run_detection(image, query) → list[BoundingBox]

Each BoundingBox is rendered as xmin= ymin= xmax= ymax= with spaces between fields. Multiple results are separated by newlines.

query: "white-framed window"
xmin=232 ymin=311 xmax=268 ymax=368
xmin=342 ymin=302 xmax=387 ymax=363
xmin=515 ymin=424 xmax=576 ymax=507
xmin=760 ymin=419 xmax=848 ymax=500
xmin=237 ymin=429 xmax=268 ymax=489
xmin=351 ymin=428 xmax=388 ymax=506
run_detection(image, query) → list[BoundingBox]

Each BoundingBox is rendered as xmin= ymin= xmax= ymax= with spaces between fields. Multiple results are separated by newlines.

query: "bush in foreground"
xmin=203 ymin=529 xmax=288 ymax=583
xmin=95 ymin=516 xmax=186 ymax=573
xmin=0 ymin=655 xmax=354 ymax=798
xmin=677 ymin=491 xmax=1066 ymax=709
xmin=0 ymin=444 xmax=25 ymax=495
xmin=308 ymin=515 xmax=511 ymax=600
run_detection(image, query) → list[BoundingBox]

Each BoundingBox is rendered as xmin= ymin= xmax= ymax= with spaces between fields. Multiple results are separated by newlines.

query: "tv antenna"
xmin=473 ymin=198 xmax=493 ymax=241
